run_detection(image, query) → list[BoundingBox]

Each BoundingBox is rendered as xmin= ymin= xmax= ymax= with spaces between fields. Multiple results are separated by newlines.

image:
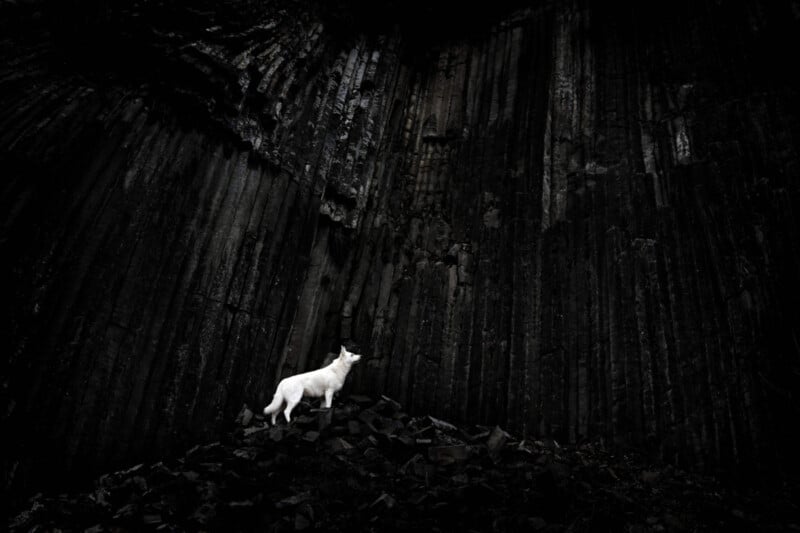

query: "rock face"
xmin=2 ymin=0 xmax=799 ymax=490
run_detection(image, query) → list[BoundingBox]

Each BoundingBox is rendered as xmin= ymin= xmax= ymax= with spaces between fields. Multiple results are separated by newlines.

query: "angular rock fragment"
xmin=229 ymin=500 xmax=255 ymax=508
xmin=317 ymin=409 xmax=333 ymax=431
xmin=397 ymin=435 xmax=415 ymax=447
xmin=142 ymin=513 xmax=163 ymax=525
xmin=276 ymin=492 xmax=312 ymax=509
xmin=302 ymin=431 xmax=320 ymax=443
xmin=428 ymin=445 xmax=472 ymax=465
xmin=114 ymin=503 xmax=138 ymax=520
xmin=244 ymin=425 xmax=268 ymax=437
xmin=236 ymin=404 xmax=254 ymax=427
xmin=348 ymin=395 xmax=373 ymax=406
xmin=641 ymin=471 xmax=660 ymax=484
xmin=358 ymin=409 xmax=378 ymax=426
xmin=427 ymin=416 xmax=459 ymax=433
xmin=233 ymin=447 xmax=259 ymax=460
xmin=370 ymin=493 xmax=396 ymax=510
xmin=191 ymin=502 xmax=217 ymax=525
xmin=356 ymin=435 xmax=379 ymax=450
xmin=293 ymin=415 xmax=315 ymax=426
xmin=325 ymin=437 xmax=353 ymax=453
xmin=528 ymin=516 xmax=547 ymax=530
xmin=487 ymin=426 xmax=510 ymax=457
xmin=379 ymin=395 xmax=402 ymax=413
xmin=294 ymin=513 xmax=311 ymax=530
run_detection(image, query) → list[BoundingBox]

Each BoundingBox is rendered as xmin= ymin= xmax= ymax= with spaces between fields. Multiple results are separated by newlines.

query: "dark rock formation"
xmin=9 ymin=395 xmax=800 ymax=532
xmin=2 ymin=0 xmax=800 ymax=494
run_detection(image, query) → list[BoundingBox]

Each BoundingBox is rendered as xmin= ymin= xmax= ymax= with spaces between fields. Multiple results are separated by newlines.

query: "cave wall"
xmin=2 ymin=0 xmax=800 ymax=489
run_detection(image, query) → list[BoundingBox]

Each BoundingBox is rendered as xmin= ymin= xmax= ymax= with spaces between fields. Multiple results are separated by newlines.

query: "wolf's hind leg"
xmin=284 ymin=398 xmax=299 ymax=423
xmin=263 ymin=391 xmax=284 ymax=426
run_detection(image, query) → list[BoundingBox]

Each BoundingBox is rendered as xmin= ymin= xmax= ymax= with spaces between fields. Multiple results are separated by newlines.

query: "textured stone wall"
xmin=2 ymin=0 xmax=799 ymax=489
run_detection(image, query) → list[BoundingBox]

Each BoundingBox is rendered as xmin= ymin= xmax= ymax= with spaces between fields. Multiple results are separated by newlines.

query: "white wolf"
xmin=263 ymin=345 xmax=362 ymax=424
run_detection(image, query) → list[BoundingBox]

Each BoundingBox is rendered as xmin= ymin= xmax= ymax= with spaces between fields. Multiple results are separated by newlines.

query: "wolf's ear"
xmin=340 ymin=345 xmax=346 ymax=356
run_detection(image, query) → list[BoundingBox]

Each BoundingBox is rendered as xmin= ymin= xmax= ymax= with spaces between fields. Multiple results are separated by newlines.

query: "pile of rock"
xmin=10 ymin=395 xmax=798 ymax=532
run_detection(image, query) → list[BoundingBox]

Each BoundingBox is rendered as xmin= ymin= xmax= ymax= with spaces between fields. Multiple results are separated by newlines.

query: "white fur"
xmin=263 ymin=345 xmax=362 ymax=424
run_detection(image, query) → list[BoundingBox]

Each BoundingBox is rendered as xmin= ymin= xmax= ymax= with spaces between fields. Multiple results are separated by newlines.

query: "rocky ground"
xmin=9 ymin=395 xmax=799 ymax=532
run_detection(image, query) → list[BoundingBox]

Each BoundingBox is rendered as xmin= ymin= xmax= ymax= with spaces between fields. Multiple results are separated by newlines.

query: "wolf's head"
xmin=339 ymin=345 xmax=362 ymax=365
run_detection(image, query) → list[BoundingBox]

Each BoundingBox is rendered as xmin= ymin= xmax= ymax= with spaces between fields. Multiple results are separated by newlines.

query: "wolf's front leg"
xmin=323 ymin=389 xmax=334 ymax=408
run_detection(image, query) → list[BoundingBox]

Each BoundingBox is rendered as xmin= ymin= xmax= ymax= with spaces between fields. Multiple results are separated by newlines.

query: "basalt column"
xmin=2 ymin=0 xmax=799 ymax=490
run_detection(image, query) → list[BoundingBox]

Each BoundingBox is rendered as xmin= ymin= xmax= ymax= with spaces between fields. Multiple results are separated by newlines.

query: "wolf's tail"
xmin=263 ymin=388 xmax=283 ymax=416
